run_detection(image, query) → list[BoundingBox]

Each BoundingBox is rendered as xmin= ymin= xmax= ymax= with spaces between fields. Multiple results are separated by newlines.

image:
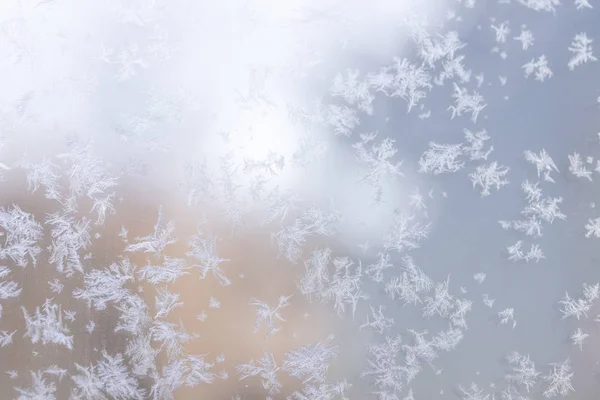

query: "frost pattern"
xmin=0 ymin=1 xmax=599 ymax=399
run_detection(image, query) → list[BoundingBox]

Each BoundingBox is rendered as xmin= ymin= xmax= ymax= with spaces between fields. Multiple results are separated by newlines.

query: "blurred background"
xmin=0 ymin=0 xmax=600 ymax=399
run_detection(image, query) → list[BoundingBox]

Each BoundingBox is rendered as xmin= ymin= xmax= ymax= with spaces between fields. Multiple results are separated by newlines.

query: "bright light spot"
xmin=233 ymin=109 xmax=297 ymax=162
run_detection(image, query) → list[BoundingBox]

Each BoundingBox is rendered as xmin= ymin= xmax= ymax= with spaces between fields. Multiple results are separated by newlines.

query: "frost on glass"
xmin=0 ymin=0 xmax=599 ymax=399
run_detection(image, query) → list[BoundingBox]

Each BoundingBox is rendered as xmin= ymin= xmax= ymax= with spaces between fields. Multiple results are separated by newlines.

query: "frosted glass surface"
xmin=0 ymin=0 xmax=599 ymax=399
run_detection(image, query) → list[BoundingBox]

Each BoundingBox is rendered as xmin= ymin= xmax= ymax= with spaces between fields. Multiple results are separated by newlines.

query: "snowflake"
xmin=464 ymin=129 xmax=494 ymax=161
xmin=498 ymin=308 xmax=517 ymax=329
xmin=473 ymin=273 xmax=486 ymax=284
xmin=568 ymin=32 xmax=597 ymax=70
xmin=360 ymin=305 xmax=394 ymax=334
xmin=283 ymin=338 xmax=339 ymax=384
xmin=459 ymin=382 xmax=490 ymax=400
xmin=514 ymin=29 xmax=535 ymax=50
xmin=0 ymin=206 xmax=43 ymax=268
xmin=517 ymin=0 xmax=561 ymax=13
xmin=353 ymin=132 xmax=404 ymax=203
xmin=543 ymin=359 xmax=574 ymax=398
xmin=408 ymin=187 xmax=427 ymax=211
xmin=22 ymin=299 xmax=73 ymax=350
xmin=524 ymin=149 xmax=559 ymax=183
xmin=559 ymin=289 xmax=594 ymax=320
xmin=384 ymin=212 xmax=431 ymax=253
xmin=385 ymin=255 xmax=433 ymax=305
xmin=585 ymin=217 xmax=600 ymax=238
xmin=423 ymin=277 xmax=454 ymax=318
xmin=236 ymin=351 xmax=281 ymax=396
xmin=418 ymin=142 xmax=465 ymax=174
xmin=330 ymin=68 xmax=375 ymax=115
xmin=491 ymin=21 xmax=511 ymax=43
xmin=574 ymin=0 xmax=593 ymax=9
xmin=362 ymin=335 xmax=404 ymax=397
xmin=505 ymin=351 xmax=540 ymax=392
xmin=366 ymin=251 xmax=393 ymax=283
xmin=187 ymin=230 xmax=230 ymax=286
xmin=568 ymin=152 xmax=593 ymax=180
xmin=469 ymin=162 xmax=510 ymax=197
xmin=325 ymin=104 xmax=359 ymax=137
xmin=570 ymin=328 xmax=588 ymax=350
xmin=448 ymin=83 xmax=487 ymax=123
xmin=371 ymin=57 xmax=432 ymax=112
xmin=523 ymin=55 xmax=553 ymax=81
xmin=250 ymin=295 xmax=292 ymax=339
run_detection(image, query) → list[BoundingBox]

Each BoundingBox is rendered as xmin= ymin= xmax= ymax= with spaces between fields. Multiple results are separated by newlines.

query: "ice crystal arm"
xmin=150 ymin=320 xmax=197 ymax=360
xmin=385 ymin=256 xmax=433 ymax=305
xmin=469 ymin=162 xmax=510 ymax=196
xmin=448 ymin=83 xmax=487 ymax=123
xmin=559 ymin=292 xmax=591 ymax=320
xmin=384 ymin=213 xmax=431 ymax=253
xmin=330 ymin=68 xmax=375 ymax=115
xmin=186 ymin=229 xmax=230 ymax=286
xmin=360 ymin=305 xmax=394 ymax=334
xmin=352 ymin=132 xmax=404 ymax=204
xmin=298 ymin=247 xmax=332 ymax=300
xmin=361 ymin=335 xmax=404 ymax=398
xmin=115 ymin=293 xmax=152 ymax=335
xmin=0 ymin=279 xmax=21 ymax=299
xmin=0 ymin=206 xmax=43 ymax=268
xmin=423 ymin=277 xmax=454 ymax=318
xmin=523 ymin=56 xmax=553 ymax=81
xmin=287 ymin=380 xmax=351 ymax=400
xmin=320 ymin=256 xmax=368 ymax=318
xmin=366 ymin=252 xmax=393 ymax=283
xmin=575 ymin=0 xmax=593 ymax=9
xmin=514 ymin=29 xmax=535 ymax=50
xmin=418 ymin=142 xmax=465 ymax=174
xmin=570 ymin=328 xmax=588 ymax=350
xmin=434 ymin=326 xmax=464 ymax=351
xmin=282 ymin=338 xmax=339 ymax=384
xmin=22 ymin=299 xmax=73 ymax=350
xmin=15 ymin=371 xmax=57 ymax=400
xmin=154 ymin=288 xmax=183 ymax=319
xmin=325 ymin=104 xmax=359 ymax=137
xmin=524 ymin=149 xmax=558 ymax=183
xmin=568 ymin=33 xmax=597 ymax=70
xmin=585 ymin=217 xmax=600 ymax=238
xmin=46 ymin=212 xmax=92 ymax=276
xmin=464 ymin=129 xmax=494 ymax=161
xmin=236 ymin=351 xmax=282 ymax=396
xmin=137 ymin=256 xmax=190 ymax=285
xmin=505 ymin=351 xmax=540 ymax=393
xmin=96 ymin=350 xmax=145 ymax=399
xmin=272 ymin=206 xmax=341 ymax=263
xmin=388 ymin=57 xmax=433 ymax=112
xmin=251 ymin=295 xmax=292 ymax=339
xmin=542 ymin=359 xmax=574 ymax=398
xmin=72 ymin=259 xmax=135 ymax=310
xmin=125 ymin=206 xmax=176 ymax=257
xmin=0 ymin=330 xmax=16 ymax=347
xmin=459 ymin=382 xmax=489 ymax=400
xmin=568 ymin=152 xmax=592 ymax=181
